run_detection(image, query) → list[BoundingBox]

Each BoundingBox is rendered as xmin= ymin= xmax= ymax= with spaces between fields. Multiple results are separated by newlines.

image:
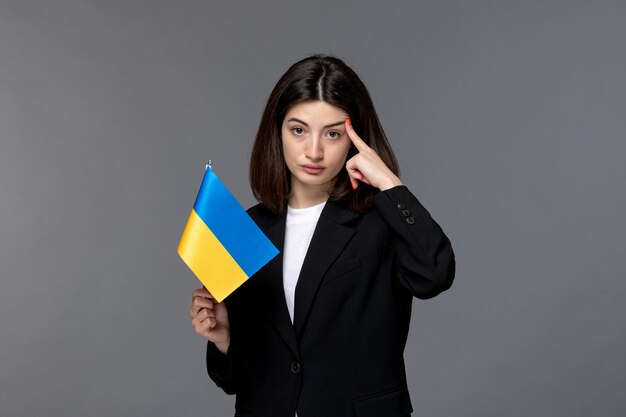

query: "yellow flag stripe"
xmin=177 ymin=209 xmax=248 ymax=302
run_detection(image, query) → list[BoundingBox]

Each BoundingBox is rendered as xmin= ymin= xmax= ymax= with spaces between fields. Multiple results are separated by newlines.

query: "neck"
xmin=288 ymin=181 xmax=330 ymax=209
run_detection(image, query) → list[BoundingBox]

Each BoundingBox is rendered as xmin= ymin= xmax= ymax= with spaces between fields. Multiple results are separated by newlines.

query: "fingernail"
xmin=352 ymin=182 xmax=357 ymax=190
xmin=345 ymin=118 xmax=351 ymax=127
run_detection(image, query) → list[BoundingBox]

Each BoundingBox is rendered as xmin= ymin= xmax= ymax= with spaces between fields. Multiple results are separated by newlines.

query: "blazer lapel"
xmin=263 ymin=215 xmax=300 ymax=358
xmin=293 ymin=202 xmax=359 ymax=337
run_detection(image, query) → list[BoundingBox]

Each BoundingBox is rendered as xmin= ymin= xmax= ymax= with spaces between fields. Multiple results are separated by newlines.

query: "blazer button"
xmin=397 ymin=203 xmax=405 ymax=210
xmin=406 ymin=217 xmax=415 ymax=225
xmin=401 ymin=209 xmax=411 ymax=217
xmin=291 ymin=361 xmax=301 ymax=374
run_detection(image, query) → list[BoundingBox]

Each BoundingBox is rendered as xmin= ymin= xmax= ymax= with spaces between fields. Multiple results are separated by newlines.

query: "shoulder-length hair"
xmin=250 ymin=54 xmax=399 ymax=215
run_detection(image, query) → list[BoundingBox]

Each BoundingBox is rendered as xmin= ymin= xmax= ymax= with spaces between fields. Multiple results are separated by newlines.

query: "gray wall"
xmin=1 ymin=1 xmax=625 ymax=416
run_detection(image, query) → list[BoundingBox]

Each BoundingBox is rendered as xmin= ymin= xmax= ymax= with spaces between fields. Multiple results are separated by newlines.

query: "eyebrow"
xmin=286 ymin=118 xmax=346 ymax=129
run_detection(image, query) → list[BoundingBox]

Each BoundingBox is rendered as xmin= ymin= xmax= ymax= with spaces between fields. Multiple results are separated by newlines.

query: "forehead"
xmin=284 ymin=100 xmax=348 ymax=124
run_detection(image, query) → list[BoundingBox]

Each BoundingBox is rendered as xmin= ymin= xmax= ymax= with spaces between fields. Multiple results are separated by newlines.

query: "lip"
xmin=301 ymin=164 xmax=324 ymax=175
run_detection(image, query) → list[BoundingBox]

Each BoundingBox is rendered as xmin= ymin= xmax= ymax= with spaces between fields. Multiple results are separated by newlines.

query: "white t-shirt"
xmin=282 ymin=201 xmax=326 ymax=324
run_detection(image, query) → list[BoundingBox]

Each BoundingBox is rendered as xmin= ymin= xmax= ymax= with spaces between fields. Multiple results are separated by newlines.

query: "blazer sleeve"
xmin=373 ymin=185 xmax=456 ymax=299
xmin=206 ymin=342 xmax=235 ymax=393
xmin=205 ymin=296 xmax=240 ymax=395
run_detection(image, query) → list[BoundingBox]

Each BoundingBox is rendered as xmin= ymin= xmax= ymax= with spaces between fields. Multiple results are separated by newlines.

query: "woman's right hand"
xmin=189 ymin=287 xmax=230 ymax=354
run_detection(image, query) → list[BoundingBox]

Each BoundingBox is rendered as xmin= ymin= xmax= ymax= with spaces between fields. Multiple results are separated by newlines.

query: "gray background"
xmin=1 ymin=1 xmax=625 ymax=416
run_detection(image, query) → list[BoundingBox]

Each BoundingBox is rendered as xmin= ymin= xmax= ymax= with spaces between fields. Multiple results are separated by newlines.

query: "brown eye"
xmin=328 ymin=131 xmax=340 ymax=140
xmin=292 ymin=127 xmax=304 ymax=135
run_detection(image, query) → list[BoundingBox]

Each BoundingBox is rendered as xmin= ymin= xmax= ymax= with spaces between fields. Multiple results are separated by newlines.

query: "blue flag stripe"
xmin=193 ymin=168 xmax=278 ymax=277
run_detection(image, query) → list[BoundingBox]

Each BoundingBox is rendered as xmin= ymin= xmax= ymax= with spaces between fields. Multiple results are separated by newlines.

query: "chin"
xmin=296 ymin=175 xmax=333 ymax=187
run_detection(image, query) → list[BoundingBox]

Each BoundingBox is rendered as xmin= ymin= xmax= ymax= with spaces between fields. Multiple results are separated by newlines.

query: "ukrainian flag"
xmin=178 ymin=165 xmax=279 ymax=302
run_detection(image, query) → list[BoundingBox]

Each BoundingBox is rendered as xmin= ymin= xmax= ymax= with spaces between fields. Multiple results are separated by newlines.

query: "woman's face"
xmin=281 ymin=100 xmax=352 ymax=200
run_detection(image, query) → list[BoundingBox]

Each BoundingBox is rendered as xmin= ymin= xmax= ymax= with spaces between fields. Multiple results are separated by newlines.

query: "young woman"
xmin=189 ymin=55 xmax=455 ymax=417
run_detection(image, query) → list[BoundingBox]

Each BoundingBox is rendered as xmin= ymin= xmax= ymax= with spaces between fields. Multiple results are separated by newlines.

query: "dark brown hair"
xmin=250 ymin=55 xmax=399 ymax=214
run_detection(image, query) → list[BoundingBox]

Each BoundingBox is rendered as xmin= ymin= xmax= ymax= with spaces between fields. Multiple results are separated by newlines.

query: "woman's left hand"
xmin=344 ymin=119 xmax=403 ymax=191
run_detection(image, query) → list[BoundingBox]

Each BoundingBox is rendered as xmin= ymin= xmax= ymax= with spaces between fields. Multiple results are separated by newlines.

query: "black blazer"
xmin=206 ymin=186 xmax=455 ymax=417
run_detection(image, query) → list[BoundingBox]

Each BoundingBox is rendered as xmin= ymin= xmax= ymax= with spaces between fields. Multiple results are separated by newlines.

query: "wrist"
xmin=215 ymin=339 xmax=230 ymax=355
xmin=378 ymin=176 xmax=403 ymax=191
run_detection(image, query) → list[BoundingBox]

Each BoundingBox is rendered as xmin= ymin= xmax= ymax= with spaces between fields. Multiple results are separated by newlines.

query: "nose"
xmin=305 ymin=135 xmax=323 ymax=161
